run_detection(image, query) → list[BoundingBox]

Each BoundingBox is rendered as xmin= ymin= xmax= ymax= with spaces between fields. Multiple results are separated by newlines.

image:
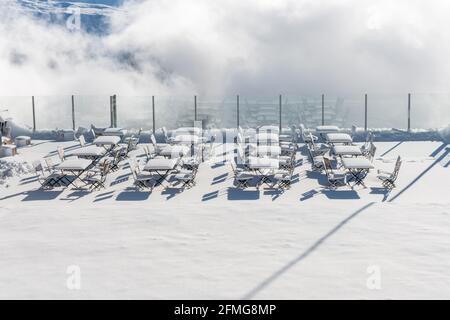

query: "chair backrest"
xmin=32 ymin=160 xmax=43 ymax=174
xmin=150 ymin=134 xmax=157 ymax=147
xmin=128 ymin=159 xmax=138 ymax=179
xmin=323 ymin=157 xmax=333 ymax=175
xmin=392 ymin=156 xmax=402 ymax=180
xmin=229 ymin=160 xmax=238 ymax=176
xmin=369 ymin=143 xmax=376 ymax=160
xmin=79 ymin=135 xmax=86 ymax=147
xmin=57 ymin=146 xmax=64 ymax=161
xmin=309 ymin=133 xmax=316 ymax=148
xmin=44 ymin=158 xmax=54 ymax=171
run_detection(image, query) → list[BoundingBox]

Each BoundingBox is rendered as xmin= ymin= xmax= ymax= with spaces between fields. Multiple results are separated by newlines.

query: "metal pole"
xmin=152 ymin=95 xmax=156 ymax=134
xmin=364 ymin=93 xmax=368 ymax=132
xmin=71 ymin=95 xmax=76 ymax=131
xmin=237 ymin=94 xmax=240 ymax=129
xmin=321 ymin=94 xmax=325 ymax=125
xmin=408 ymin=93 xmax=411 ymax=132
xmin=32 ymin=96 xmax=36 ymax=132
xmin=194 ymin=95 xmax=197 ymax=121
xmin=109 ymin=96 xmax=113 ymax=127
xmin=113 ymin=94 xmax=118 ymax=127
xmin=279 ymin=94 xmax=282 ymax=132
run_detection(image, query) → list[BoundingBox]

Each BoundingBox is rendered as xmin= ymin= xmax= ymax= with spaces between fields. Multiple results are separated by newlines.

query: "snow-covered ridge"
xmin=15 ymin=0 xmax=122 ymax=16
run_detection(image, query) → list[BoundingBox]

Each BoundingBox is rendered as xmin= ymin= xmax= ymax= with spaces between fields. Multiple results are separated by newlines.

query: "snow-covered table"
xmin=55 ymin=158 xmax=92 ymax=188
xmin=103 ymin=128 xmax=126 ymax=137
xmin=316 ymin=125 xmax=340 ymax=134
xmin=144 ymin=158 xmax=179 ymax=187
xmin=326 ymin=133 xmax=353 ymax=145
xmin=332 ymin=145 xmax=362 ymax=157
xmin=94 ymin=136 xmax=121 ymax=147
xmin=255 ymin=133 xmax=279 ymax=144
xmin=69 ymin=146 xmax=106 ymax=159
xmin=253 ymin=145 xmax=281 ymax=157
xmin=159 ymin=145 xmax=190 ymax=158
xmin=342 ymin=157 xmax=374 ymax=188
xmin=247 ymin=157 xmax=279 ymax=187
xmin=171 ymin=135 xmax=200 ymax=145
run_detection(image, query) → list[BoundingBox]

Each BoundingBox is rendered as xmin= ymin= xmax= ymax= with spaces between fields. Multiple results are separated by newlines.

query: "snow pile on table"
xmin=0 ymin=159 xmax=33 ymax=186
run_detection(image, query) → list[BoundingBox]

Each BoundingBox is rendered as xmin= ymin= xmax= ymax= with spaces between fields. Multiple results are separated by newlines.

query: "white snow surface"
xmin=0 ymin=139 xmax=449 ymax=299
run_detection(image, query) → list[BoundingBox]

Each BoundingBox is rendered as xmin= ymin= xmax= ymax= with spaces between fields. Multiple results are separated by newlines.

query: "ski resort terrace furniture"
xmin=332 ymin=145 xmax=363 ymax=157
xmin=377 ymin=156 xmax=402 ymax=190
xmin=247 ymin=157 xmax=279 ymax=187
xmin=129 ymin=159 xmax=157 ymax=190
xmin=325 ymin=133 xmax=353 ymax=145
xmin=172 ymin=168 xmax=197 ymax=190
xmin=94 ymin=136 xmax=121 ymax=151
xmin=299 ymin=124 xmax=318 ymax=143
xmin=32 ymin=160 xmax=62 ymax=189
xmin=82 ymin=161 xmax=111 ymax=191
xmin=68 ymin=145 xmax=106 ymax=160
xmin=54 ymin=158 xmax=92 ymax=189
xmin=159 ymin=145 xmax=190 ymax=158
xmin=255 ymin=132 xmax=279 ymax=145
xmin=323 ymin=157 xmax=348 ymax=189
xmin=143 ymin=158 xmax=179 ymax=187
xmin=103 ymin=127 xmax=126 ymax=138
xmin=229 ymin=160 xmax=254 ymax=189
xmin=309 ymin=133 xmax=330 ymax=155
xmin=341 ymin=157 xmax=375 ymax=188
xmin=316 ymin=125 xmax=340 ymax=134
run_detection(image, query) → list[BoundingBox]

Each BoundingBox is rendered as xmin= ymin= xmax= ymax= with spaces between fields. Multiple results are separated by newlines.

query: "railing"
xmin=1 ymin=93 xmax=449 ymax=131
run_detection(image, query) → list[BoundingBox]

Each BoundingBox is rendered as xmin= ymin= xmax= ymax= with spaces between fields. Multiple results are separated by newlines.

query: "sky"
xmin=1 ymin=0 xmax=450 ymax=97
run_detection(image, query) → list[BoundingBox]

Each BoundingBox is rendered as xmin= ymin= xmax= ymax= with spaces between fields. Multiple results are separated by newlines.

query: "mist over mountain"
xmin=2 ymin=0 xmax=450 ymax=97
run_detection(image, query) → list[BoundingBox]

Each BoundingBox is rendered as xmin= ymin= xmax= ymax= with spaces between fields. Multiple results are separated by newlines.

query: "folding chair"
xmin=307 ymin=145 xmax=324 ymax=171
xmin=229 ymin=160 xmax=253 ymax=189
xmin=32 ymin=160 xmax=60 ymax=189
xmin=377 ymin=156 xmax=402 ymax=189
xmin=83 ymin=161 xmax=111 ymax=190
xmin=128 ymin=159 xmax=157 ymax=190
xmin=323 ymin=157 xmax=347 ymax=189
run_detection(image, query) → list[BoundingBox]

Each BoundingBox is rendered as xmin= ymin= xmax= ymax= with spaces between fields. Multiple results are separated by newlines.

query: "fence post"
xmin=279 ymin=94 xmax=282 ymax=132
xmin=32 ymin=96 xmax=36 ymax=132
xmin=364 ymin=93 xmax=368 ymax=132
xmin=71 ymin=95 xmax=76 ymax=131
xmin=407 ymin=93 xmax=411 ymax=132
xmin=152 ymin=95 xmax=155 ymax=134
xmin=109 ymin=96 xmax=113 ymax=127
xmin=194 ymin=95 xmax=197 ymax=122
xmin=114 ymin=95 xmax=118 ymax=127
xmin=237 ymin=94 xmax=240 ymax=129
xmin=321 ymin=94 xmax=325 ymax=125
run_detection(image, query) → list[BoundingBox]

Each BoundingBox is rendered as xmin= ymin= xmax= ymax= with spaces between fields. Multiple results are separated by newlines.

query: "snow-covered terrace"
xmin=0 ymin=136 xmax=449 ymax=299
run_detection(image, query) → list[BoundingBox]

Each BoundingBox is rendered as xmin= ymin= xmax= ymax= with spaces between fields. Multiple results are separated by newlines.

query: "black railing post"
xmin=237 ymin=94 xmax=240 ymax=129
xmin=32 ymin=96 xmax=36 ymax=132
xmin=364 ymin=93 xmax=368 ymax=132
xmin=152 ymin=95 xmax=156 ymax=134
xmin=71 ymin=95 xmax=76 ymax=131
xmin=279 ymin=94 xmax=282 ymax=132
xmin=321 ymin=94 xmax=325 ymax=125
xmin=194 ymin=95 xmax=197 ymax=122
xmin=408 ymin=93 xmax=411 ymax=132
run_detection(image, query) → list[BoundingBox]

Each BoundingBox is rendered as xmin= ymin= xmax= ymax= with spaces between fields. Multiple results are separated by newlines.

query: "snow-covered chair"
xmin=377 ymin=156 xmax=401 ymax=189
xmin=323 ymin=157 xmax=347 ymax=189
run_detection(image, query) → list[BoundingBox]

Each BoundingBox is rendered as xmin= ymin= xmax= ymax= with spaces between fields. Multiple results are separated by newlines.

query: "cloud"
xmin=1 ymin=0 xmax=449 ymax=128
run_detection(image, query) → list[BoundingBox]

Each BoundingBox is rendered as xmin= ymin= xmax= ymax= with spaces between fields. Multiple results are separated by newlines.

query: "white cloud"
xmin=1 ymin=0 xmax=450 ymax=97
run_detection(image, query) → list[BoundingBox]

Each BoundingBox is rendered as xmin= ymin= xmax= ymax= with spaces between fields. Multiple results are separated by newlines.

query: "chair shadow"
xmin=116 ymin=189 xmax=151 ymax=201
xmin=211 ymin=173 xmax=229 ymax=185
xmin=202 ymin=190 xmax=220 ymax=201
xmin=299 ymin=189 xmax=320 ymax=201
xmin=60 ymin=190 xmax=91 ymax=202
xmin=94 ymin=191 xmax=115 ymax=202
xmin=19 ymin=176 xmax=39 ymax=185
xmin=227 ymin=187 xmax=260 ymax=200
xmin=321 ymin=189 xmax=360 ymax=200
xmin=161 ymin=187 xmax=182 ymax=200
xmin=22 ymin=190 xmax=64 ymax=201
xmin=306 ymin=170 xmax=328 ymax=186
xmin=370 ymin=187 xmax=390 ymax=202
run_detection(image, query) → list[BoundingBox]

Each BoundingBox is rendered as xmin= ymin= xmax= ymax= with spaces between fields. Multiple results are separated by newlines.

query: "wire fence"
xmin=1 ymin=93 xmax=449 ymax=131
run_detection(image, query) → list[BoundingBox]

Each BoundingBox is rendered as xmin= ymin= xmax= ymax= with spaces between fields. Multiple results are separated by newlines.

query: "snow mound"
xmin=0 ymin=159 xmax=33 ymax=187
xmin=439 ymin=124 xmax=450 ymax=143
